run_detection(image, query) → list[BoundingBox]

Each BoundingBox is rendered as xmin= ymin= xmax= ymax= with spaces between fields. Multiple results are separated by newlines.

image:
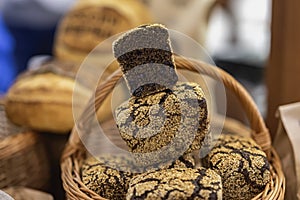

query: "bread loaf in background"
xmin=54 ymin=0 xmax=153 ymax=63
xmin=5 ymin=72 xmax=90 ymax=133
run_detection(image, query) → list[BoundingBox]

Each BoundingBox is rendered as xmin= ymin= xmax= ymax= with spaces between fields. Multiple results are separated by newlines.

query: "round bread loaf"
xmin=127 ymin=167 xmax=222 ymax=200
xmin=5 ymin=58 xmax=120 ymax=133
xmin=81 ymin=154 xmax=195 ymax=199
xmin=115 ymin=82 xmax=210 ymax=157
xmin=54 ymin=0 xmax=152 ymax=63
xmin=202 ymin=134 xmax=271 ymax=200
xmin=81 ymin=155 xmax=135 ymax=200
xmin=5 ymin=72 xmax=90 ymax=133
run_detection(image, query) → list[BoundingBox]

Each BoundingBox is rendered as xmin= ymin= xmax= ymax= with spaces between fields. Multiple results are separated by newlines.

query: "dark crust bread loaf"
xmin=81 ymin=155 xmax=134 ymax=200
xmin=113 ymin=24 xmax=178 ymax=97
xmin=127 ymin=167 xmax=222 ymax=200
xmin=81 ymin=154 xmax=195 ymax=199
xmin=202 ymin=134 xmax=271 ymax=200
xmin=115 ymin=82 xmax=209 ymax=158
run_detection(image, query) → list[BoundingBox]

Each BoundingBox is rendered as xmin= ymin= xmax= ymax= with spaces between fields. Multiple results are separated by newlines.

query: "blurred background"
xmin=0 ymin=0 xmax=271 ymax=111
xmin=1 ymin=0 xmax=300 ymax=199
xmin=0 ymin=0 xmax=273 ymax=129
xmin=0 ymin=0 xmax=75 ymax=93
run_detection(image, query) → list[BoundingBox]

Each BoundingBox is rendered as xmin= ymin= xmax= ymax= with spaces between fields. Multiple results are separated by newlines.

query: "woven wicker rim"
xmin=61 ymin=55 xmax=285 ymax=199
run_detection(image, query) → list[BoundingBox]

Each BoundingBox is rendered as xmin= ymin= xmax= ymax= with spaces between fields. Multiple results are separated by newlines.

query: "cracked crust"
xmin=126 ymin=167 xmax=222 ymax=200
xmin=115 ymin=82 xmax=209 ymax=157
xmin=81 ymin=155 xmax=134 ymax=200
xmin=81 ymin=154 xmax=196 ymax=199
xmin=202 ymin=134 xmax=271 ymax=200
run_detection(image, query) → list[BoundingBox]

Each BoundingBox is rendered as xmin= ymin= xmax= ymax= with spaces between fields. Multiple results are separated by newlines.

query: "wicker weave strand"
xmin=0 ymin=132 xmax=50 ymax=190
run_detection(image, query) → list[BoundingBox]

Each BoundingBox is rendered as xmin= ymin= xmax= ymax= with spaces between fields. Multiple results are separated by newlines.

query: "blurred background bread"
xmin=5 ymin=71 xmax=90 ymax=133
xmin=54 ymin=0 xmax=153 ymax=63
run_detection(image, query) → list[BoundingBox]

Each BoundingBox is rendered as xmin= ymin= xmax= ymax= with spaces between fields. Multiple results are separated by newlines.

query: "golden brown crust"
xmin=54 ymin=0 xmax=153 ymax=63
xmin=5 ymin=73 xmax=90 ymax=133
xmin=5 ymin=100 xmax=74 ymax=133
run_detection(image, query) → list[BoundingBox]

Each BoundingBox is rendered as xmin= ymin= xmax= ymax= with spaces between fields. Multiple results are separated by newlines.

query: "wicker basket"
xmin=61 ymin=56 xmax=285 ymax=200
xmin=0 ymin=131 xmax=50 ymax=190
xmin=0 ymin=100 xmax=22 ymax=139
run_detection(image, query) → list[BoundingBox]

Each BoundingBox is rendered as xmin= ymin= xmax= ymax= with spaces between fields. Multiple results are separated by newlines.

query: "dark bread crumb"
xmin=113 ymin=24 xmax=178 ymax=97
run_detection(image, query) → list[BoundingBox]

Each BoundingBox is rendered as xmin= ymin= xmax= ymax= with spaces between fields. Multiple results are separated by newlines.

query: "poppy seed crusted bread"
xmin=202 ymin=134 xmax=271 ymax=200
xmin=81 ymin=155 xmax=134 ymax=200
xmin=115 ymin=82 xmax=209 ymax=156
xmin=113 ymin=25 xmax=210 ymax=165
xmin=81 ymin=154 xmax=195 ymax=198
xmin=126 ymin=167 xmax=222 ymax=200
xmin=113 ymin=24 xmax=178 ymax=97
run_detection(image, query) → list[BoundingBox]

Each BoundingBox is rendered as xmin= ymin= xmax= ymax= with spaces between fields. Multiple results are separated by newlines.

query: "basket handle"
xmin=65 ymin=55 xmax=271 ymax=159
